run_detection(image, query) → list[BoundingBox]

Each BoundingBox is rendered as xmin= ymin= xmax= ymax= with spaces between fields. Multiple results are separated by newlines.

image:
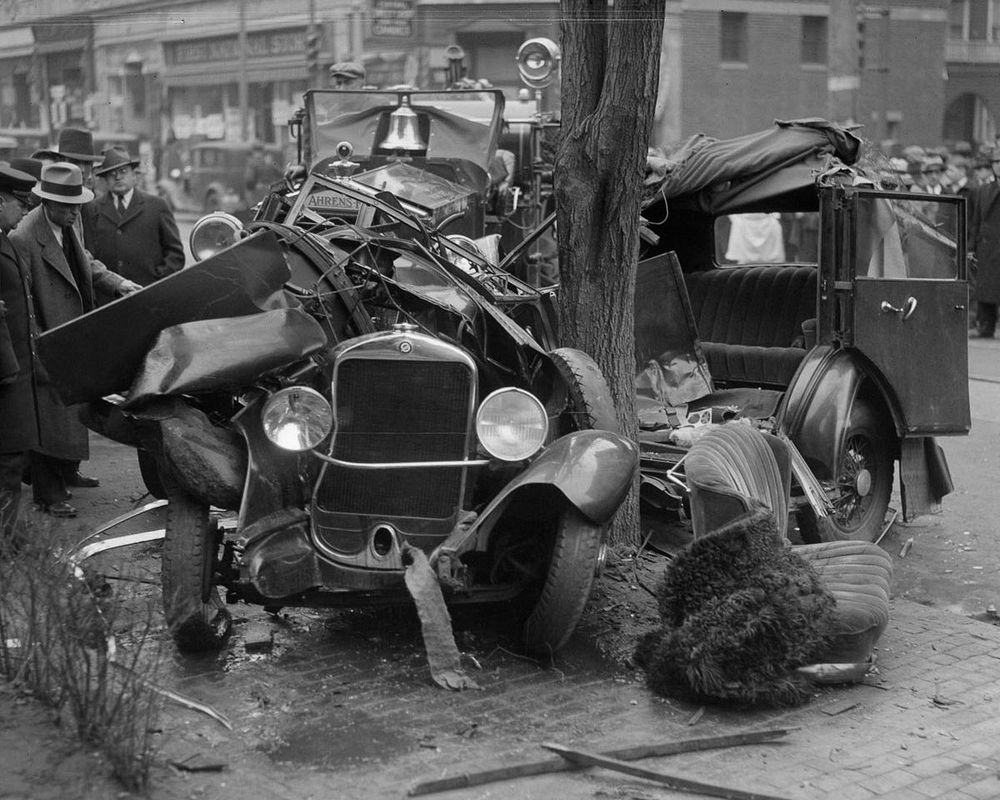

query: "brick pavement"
xmin=145 ymin=597 xmax=1000 ymax=800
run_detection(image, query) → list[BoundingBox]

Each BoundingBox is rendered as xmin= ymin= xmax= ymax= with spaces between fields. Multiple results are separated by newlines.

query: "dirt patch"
xmin=575 ymin=544 xmax=669 ymax=669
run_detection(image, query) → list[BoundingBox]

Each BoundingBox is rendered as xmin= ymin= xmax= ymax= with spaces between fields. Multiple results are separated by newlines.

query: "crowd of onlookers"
xmin=1 ymin=126 xmax=185 ymax=553
xmin=875 ymin=140 xmax=996 ymax=198
xmin=881 ymin=139 xmax=1000 ymax=340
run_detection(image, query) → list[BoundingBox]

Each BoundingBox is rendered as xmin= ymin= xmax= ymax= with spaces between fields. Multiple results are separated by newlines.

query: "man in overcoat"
xmin=10 ymin=162 xmax=140 ymax=516
xmin=967 ymin=152 xmax=1000 ymax=338
xmin=85 ymin=147 xmax=185 ymax=286
xmin=0 ymin=162 xmax=39 ymax=546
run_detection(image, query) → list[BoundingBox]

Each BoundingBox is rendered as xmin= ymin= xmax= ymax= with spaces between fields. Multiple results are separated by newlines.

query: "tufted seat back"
xmin=684 ymin=266 xmax=818 ymax=387
xmin=685 ymin=265 xmax=817 ymax=347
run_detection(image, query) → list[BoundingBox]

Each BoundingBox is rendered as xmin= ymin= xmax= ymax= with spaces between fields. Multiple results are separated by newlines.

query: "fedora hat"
xmin=32 ymin=162 xmax=95 ymax=204
xmin=9 ymin=157 xmax=44 ymax=181
xmin=54 ymin=127 xmax=101 ymax=163
xmin=0 ymin=162 xmax=37 ymax=196
xmin=95 ymin=146 xmax=141 ymax=176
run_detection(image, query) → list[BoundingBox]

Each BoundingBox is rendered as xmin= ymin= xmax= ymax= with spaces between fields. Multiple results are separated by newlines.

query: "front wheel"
xmin=521 ymin=508 xmax=605 ymax=657
xmin=549 ymin=348 xmax=620 ymax=433
xmin=162 ymin=489 xmax=231 ymax=652
xmin=798 ymin=400 xmax=893 ymax=543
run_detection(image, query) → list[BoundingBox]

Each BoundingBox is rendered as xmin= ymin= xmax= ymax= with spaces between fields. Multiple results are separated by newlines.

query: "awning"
xmin=161 ymin=61 xmax=306 ymax=87
xmin=35 ymin=38 xmax=88 ymax=55
xmin=0 ymin=27 xmax=35 ymax=58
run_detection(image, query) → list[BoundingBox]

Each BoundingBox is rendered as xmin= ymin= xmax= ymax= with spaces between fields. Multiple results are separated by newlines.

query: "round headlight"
xmin=262 ymin=387 xmax=333 ymax=451
xmin=189 ymin=212 xmax=244 ymax=262
xmin=476 ymin=388 xmax=548 ymax=462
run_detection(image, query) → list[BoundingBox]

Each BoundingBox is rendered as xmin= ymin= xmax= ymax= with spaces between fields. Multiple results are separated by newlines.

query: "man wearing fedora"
xmin=0 ymin=162 xmax=39 ymax=547
xmin=10 ymin=162 xmax=141 ymax=517
xmin=85 ymin=147 xmax=184 ymax=287
xmin=32 ymin=127 xmax=102 ymax=192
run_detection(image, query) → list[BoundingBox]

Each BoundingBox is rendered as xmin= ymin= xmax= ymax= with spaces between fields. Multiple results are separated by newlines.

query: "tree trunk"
xmin=555 ymin=0 xmax=666 ymax=546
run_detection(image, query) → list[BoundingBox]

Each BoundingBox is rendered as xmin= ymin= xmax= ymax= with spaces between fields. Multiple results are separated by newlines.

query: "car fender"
xmin=779 ymin=344 xmax=901 ymax=480
xmin=476 ymin=429 xmax=638 ymax=535
xmin=133 ymin=398 xmax=247 ymax=509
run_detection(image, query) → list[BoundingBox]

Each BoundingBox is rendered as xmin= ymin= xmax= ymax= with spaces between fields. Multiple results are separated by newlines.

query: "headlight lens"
xmin=189 ymin=212 xmax=244 ymax=262
xmin=476 ymin=388 xmax=548 ymax=461
xmin=262 ymin=387 xmax=333 ymax=451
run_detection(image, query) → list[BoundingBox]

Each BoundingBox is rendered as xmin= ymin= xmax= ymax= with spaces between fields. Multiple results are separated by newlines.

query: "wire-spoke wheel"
xmin=799 ymin=400 xmax=892 ymax=543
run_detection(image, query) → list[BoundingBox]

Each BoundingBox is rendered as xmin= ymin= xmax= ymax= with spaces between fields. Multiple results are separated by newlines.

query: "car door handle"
xmin=880 ymin=296 xmax=918 ymax=320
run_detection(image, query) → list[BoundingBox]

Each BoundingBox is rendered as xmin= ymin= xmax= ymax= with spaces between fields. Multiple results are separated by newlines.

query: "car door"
xmin=839 ymin=187 xmax=970 ymax=435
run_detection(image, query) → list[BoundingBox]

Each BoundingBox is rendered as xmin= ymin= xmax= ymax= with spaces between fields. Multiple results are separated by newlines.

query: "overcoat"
xmin=84 ymin=190 xmax=184 ymax=286
xmin=967 ymin=180 xmax=1000 ymax=303
xmin=10 ymin=206 xmax=128 ymax=460
xmin=0 ymin=232 xmax=41 ymax=455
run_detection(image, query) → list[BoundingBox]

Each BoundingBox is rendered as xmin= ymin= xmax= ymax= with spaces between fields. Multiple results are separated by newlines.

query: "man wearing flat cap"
xmin=329 ymin=61 xmax=366 ymax=89
xmin=10 ymin=162 xmax=141 ymax=517
xmin=85 ymin=147 xmax=184 ymax=287
xmin=0 ymin=162 xmax=40 ymax=547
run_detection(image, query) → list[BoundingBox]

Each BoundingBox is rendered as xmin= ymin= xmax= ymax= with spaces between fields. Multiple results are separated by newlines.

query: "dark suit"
xmin=0 ymin=231 xmax=41 ymax=530
xmin=84 ymin=189 xmax=184 ymax=286
xmin=967 ymin=180 xmax=1000 ymax=336
xmin=10 ymin=206 xmax=130 ymax=502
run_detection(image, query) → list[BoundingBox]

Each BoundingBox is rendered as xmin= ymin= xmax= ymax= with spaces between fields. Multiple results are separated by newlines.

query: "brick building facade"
xmin=0 ymin=0 xmax=997 ymax=158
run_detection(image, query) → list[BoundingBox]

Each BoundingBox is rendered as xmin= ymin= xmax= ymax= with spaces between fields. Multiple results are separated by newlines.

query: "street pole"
xmin=238 ymin=0 xmax=248 ymax=142
xmin=880 ymin=5 xmax=890 ymax=143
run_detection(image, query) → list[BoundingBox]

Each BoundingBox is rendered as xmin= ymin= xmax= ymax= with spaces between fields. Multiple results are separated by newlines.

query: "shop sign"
xmin=272 ymin=99 xmax=295 ymax=129
xmin=369 ymin=0 xmax=414 ymax=39
xmin=166 ymin=29 xmax=307 ymax=65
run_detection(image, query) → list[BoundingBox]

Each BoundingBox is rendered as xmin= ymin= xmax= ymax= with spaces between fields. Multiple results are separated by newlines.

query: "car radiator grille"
xmin=315 ymin=358 xmax=473 ymax=520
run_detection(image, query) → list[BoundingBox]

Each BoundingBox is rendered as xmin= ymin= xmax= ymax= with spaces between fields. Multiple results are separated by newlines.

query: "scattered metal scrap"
xmin=402 ymin=545 xmax=480 ymax=691
xmin=542 ymin=742 xmax=794 ymax=800
xmin=407 ymin=727 xmax=795 ymax=796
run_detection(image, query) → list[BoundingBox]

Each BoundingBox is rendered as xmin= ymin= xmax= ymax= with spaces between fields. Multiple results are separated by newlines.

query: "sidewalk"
xmin=136 ymin=595 xmax=1000 ymax=800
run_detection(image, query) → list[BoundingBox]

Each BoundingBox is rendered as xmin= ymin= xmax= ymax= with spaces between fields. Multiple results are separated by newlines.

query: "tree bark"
xmin=555 ymin=0 xmax=666 ymax=545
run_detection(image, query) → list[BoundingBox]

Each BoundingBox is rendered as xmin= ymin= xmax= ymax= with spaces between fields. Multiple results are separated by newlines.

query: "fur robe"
xmin=636 ymin=506 xmax=835 ymax=707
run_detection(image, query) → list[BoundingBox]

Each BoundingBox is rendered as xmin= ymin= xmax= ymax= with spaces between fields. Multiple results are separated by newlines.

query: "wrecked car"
xmin=39 ymin=122 xmax=637 ymax=660
xmin=635 ymin=118 xmax=970 ymax=543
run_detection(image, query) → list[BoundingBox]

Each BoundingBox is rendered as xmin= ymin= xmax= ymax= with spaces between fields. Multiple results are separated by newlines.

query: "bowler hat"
xmin=31 ymin=162 xmax=95 ymax=204
xmin=329 ymin=61 xmax=365 ymax=80
xmin=54 ymin=127 xmax=101 ymax=163
xmin=95 ymin=147 xmax=141 ymax=176
xmin=0 ymin=162 xmax=37 ymax=194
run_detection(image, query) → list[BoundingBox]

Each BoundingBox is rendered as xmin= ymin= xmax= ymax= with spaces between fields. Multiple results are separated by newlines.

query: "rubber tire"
xmin=549 ymin=348 xmax=620 ymax=433
xmin=137 ymin=449 xmax=166 ymax=500
xmin=162 ymin=489 xmax=231 ymax=652
xmin=521 ymin=508 xmax=604 ymax=657
xmin=798 ymin=400 xmax=893 ymax=543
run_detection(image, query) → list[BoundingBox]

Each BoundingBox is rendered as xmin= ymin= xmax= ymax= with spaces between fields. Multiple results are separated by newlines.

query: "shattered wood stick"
xmin=407 ymin=727 xmax=794 ymax=796
xmin=541 ymin=743 xmax=794 ymax=800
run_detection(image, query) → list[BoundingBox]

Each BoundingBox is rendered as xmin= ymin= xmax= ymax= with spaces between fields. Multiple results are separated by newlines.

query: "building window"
xmin=949 ymin=1 xmax=967 ymax=38
xmin=125 ymin=62 xmax=145 ymax=117
xmin=969 ymin=0 xmax=989 ymax=39
xmin=801 ymin=16 xmax=827 ymax=65
xmin=720 ymin=12 xmax=748 ymax=63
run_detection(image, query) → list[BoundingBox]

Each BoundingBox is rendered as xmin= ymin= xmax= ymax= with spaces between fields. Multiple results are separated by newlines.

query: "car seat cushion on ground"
xmin=682 ymin=423 xmax=893 ymax=674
